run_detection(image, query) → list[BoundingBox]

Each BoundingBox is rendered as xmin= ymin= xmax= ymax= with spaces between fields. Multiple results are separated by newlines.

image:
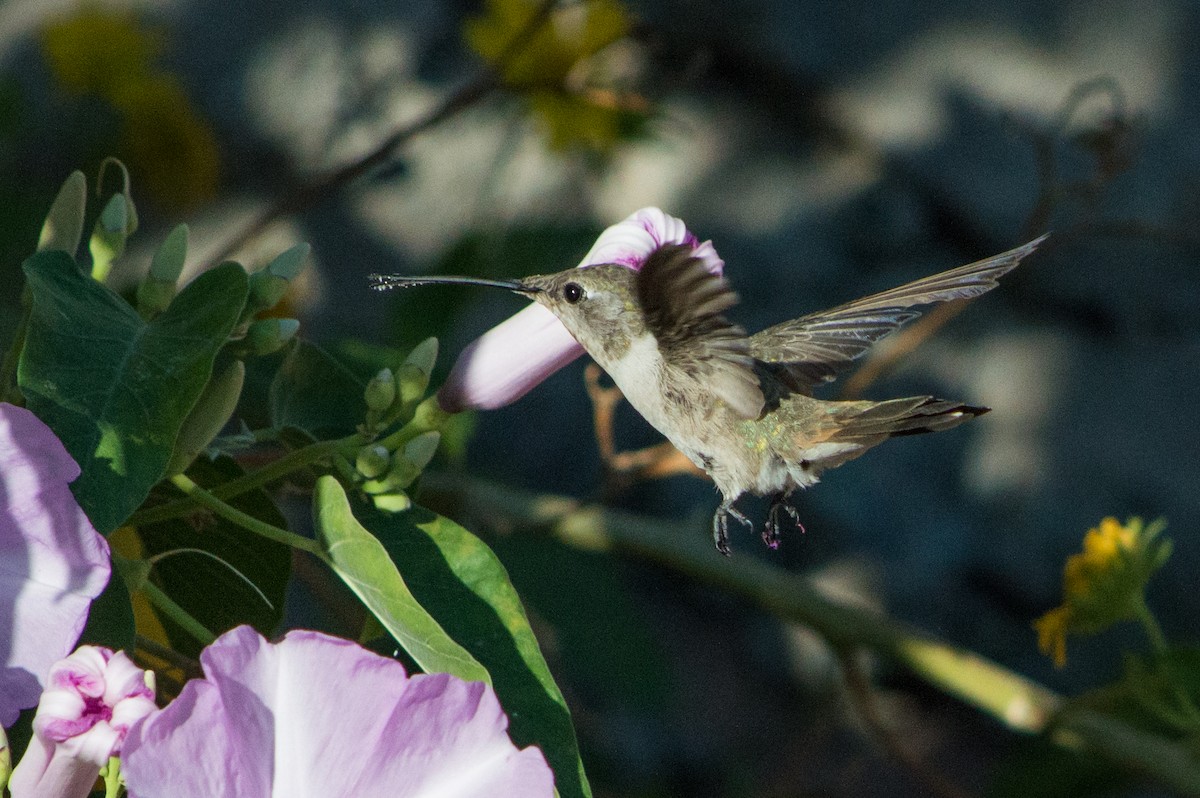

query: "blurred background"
xmin=2 ymin=0 xmax=1197 ymax=795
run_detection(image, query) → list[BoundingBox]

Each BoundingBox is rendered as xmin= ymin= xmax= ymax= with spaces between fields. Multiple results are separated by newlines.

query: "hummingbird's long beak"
xmin=367 ymin=273 xmax=541 ymax=295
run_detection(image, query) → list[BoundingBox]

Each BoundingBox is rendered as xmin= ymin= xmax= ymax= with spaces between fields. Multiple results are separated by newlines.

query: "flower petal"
xmin=437 ymin=304 xmax=584 ymax=412
xmin=0 ymin=404 xmax=110 ymax=728
xmin=438 ymin=208 xmax=722 ymax=411
xmin=123 ymin=626 xmax=553 ymax=798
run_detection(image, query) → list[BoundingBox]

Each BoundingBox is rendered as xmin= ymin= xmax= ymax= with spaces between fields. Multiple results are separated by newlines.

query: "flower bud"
xmin=246 ymin=318 xmax=300 ymax=356
xmin=364 ymin=368 xmax=397 ymax=414
xmin=404 ymin=337 xmax=438 ymax=379
xmin=395 ymin=364 xmax=428 ymax=408
xmin=136 ymin=277 xmax=176 ymax=319
xmin=355 ymin=444 xmax=391 ymax=478
xmin=166 ymin=359 xmax=246 ymax=475
xmin=247 ymin=271 xmax=291 ymax=312
xmin=37 ymin=170 xmax=86 ymax=256
xmin=266 ymin=243 xmax=310 ymax=280
xmin=361 ymin=461 xmax=411 ymax=494
xmin=403 ymin=431 xmax=441 ymax=472
xmin=8 ymin=647 xmax=156 ymax=798
xmin=149 ymin=224 xmax=189 ymax=282
xmin=371 ymin=491 xmax=412 ymax=513
xmin=89 ymin=193 xmax=134 ymax=282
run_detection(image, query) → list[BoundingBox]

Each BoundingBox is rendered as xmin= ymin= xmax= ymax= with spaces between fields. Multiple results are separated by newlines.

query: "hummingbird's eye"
xmin=563 ymin=282 xmax=585 ymax=304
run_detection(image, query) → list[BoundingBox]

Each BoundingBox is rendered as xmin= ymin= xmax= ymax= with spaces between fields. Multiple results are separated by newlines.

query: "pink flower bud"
xmin=9 ymin=647 xmax=155 ymax=798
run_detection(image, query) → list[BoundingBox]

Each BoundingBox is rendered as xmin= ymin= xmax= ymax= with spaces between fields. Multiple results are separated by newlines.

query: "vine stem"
xmin=139 ymin=579 xmax=216 ymax=646
xmin=1134 ymin=597 xmax=1168 ymax=655
xmin=129 ymin=435 xmax=358 ymax=527
xmin=197 ymin=0 xmax=561 ymax=271
xmin=416 ymin=472 xmax=1200 ymax=793
xmin=166 ymin=472 xmax=324 ymax=557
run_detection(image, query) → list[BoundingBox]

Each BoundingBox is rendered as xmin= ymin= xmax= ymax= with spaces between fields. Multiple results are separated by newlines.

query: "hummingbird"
xmin=370 ymin=235 xmax=1045 ymax=555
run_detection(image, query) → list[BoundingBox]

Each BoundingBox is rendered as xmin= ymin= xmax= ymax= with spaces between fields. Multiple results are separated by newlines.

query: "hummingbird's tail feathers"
xmin=780 ymin=396 xmax=987 ymax=479
xmin=836 ymin=396 xmax=988 ymax=440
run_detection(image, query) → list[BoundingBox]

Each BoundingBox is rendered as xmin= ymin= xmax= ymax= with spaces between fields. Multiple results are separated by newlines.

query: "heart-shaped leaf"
xmin=19 ymin=252 xmax=248 ymax=533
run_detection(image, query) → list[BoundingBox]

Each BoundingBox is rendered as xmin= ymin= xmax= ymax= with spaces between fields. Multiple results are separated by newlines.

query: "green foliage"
xmin=78 ymin=570 xmax=137 ymax=652
xmin=268 ymin=339 xmax=365 ymax=437
xmin=363 ymin=505 xmax=594 ymax=798
xmin=19 ymin=252 xmax=247 ymax=534
xmin=138 ymin=457 xmax=291 ymax=657
xmin=313 ymin=476 xmax=489 ymax=682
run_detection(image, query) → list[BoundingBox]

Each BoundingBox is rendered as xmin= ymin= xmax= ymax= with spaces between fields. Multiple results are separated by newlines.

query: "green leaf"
xmin=136 ymin=456 xmax=291 ymax=658
xmin=312 ymin=476 xmax=489 ymax=682
xmin=18 ymin=252 xmax=249 ymax=533
xmin=78 ymin=570 xmax=136 ymax=652
xmin=268 ymin=340 xmax=365 ymax=436
xmin=362 ymin=506 xmax=592 ymax=798
xmin=493 ymin=535 xmax=671 ymax=712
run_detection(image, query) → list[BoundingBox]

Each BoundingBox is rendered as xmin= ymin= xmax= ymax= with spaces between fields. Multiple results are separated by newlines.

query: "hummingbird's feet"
xmin=712 ymin=503 xmax=753 ymax=556
xmin=763 ymin=494 xmax=805 ymax=549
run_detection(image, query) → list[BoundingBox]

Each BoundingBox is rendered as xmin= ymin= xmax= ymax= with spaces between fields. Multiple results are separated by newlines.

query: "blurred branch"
xmin=200 ymin=0 xmax=562 ymax=270
xmin=583 ymin=363 xmax=701 ymax=491
xmin=837 ymin=301 xmax=966 ymax=400
xmin=838 ymin=652 xmax=975 ymax=798
xmin=418 ymin=472 xmax=1200 ymax=794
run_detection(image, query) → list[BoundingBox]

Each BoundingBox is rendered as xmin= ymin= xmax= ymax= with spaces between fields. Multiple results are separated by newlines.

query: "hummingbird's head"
xmin=367 ymin=261 xmax=647 ymax=364
xmin=519 ymin=264 xmax=643 ymax=362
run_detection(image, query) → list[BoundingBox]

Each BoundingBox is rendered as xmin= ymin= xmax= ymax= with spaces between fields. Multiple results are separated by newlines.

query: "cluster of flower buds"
xmin=160 ymin=241 xmax=308 ymax=475
xmin=237 ymin=243 xmax=307 ymax=355
xmin=351 ymin=338 xmax=444 ymax=513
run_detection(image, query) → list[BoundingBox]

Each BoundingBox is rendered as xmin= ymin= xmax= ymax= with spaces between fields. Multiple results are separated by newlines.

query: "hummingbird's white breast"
xmin=602 ymin=333 xmax=674 ymax=430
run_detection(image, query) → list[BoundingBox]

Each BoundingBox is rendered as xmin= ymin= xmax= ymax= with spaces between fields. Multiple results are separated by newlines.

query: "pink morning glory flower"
xmin=8 ymin=646 xmax=156 ymax=798
xmin=121 ymin=625 xmax=554 ymax=798
xmin=437 ymin=207 xmax=724 ymax=411
xmin=0 ymin=403 xmax=111 ymax=728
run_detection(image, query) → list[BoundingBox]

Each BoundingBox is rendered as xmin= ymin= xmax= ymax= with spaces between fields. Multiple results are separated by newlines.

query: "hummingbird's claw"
xmin=713 ymin=502 xmax=753 ymax=556
xmin=764 ymin=494 xmax=805 ymax=549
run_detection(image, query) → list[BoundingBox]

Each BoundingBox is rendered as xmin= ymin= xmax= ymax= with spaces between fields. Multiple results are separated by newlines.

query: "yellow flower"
xmin=465 ymin=0 xmax=643 ymax=153
xmin=111 ymin=75 xmax=220 ymax=211
xmin=1034 ymin=516 xmax=1170 ymax=667
xmin=39 ymin=7 xmax=220 ymax=210
xmin=466 ymin=0 xmax=630 ymax=87
xmin=1034 ymin=606 xmax=1071 ymax=668
xmin=41 ymin=7 xmax=162 ymax=97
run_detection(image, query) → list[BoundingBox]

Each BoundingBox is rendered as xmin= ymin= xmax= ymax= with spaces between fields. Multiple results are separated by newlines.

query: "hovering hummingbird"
xmin=370 ymin=235 xmax=1044 ymax=555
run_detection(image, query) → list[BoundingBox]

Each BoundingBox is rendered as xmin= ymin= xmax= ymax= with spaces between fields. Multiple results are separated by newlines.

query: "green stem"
xmin=0 ymin=286 xmax=32 ymax=404
xmin=130 ymin=436 xmax=358 ymax=526
xmin=167 ymin=472 xmax=324 ymax=556
xmin=421 ymin=474 xmax=1200 ymax=792
xmin=139 ymin=579 xmax=216 ymax=646
xmin=1134 ymin=598 xmax=1200 ymax=726
xmin=1134 ymin=597 xmax=1168 ymax=655
xmin=421 ymin=472 xmax=1061 ymax=732
xmin=376 ymin=395 xmax=451 ymax=452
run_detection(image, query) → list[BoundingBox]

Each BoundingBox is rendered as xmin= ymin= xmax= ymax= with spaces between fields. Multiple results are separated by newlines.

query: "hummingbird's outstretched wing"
xmin=638 ymin=245 xmax=765 ymax=419
xmin=749 ymin=235 xmax=1046 ymax=392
